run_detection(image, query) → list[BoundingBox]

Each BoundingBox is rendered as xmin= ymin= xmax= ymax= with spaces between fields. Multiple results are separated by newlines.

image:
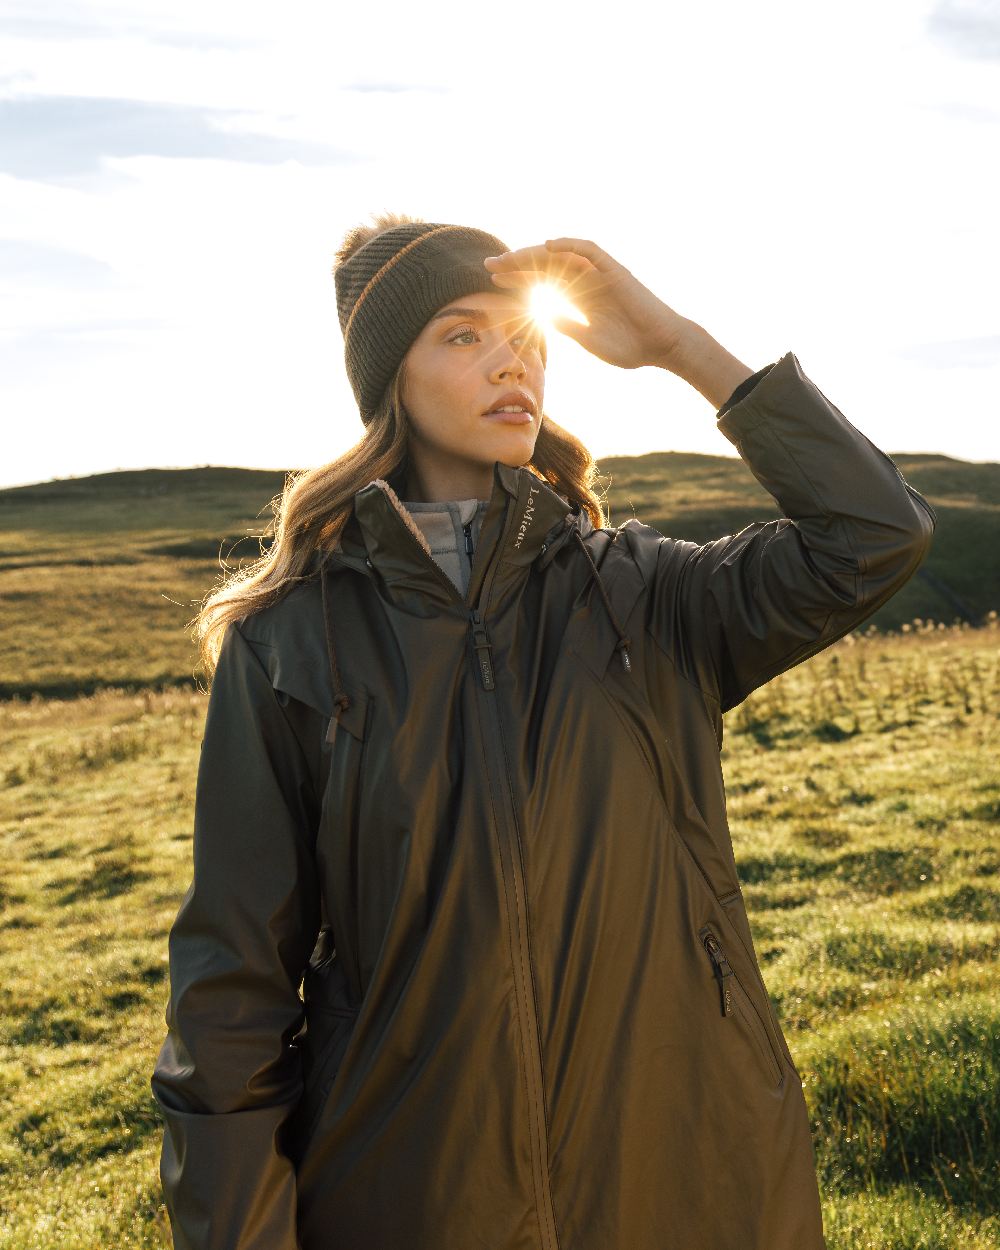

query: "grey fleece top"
xmin=401 ymin=497 xmax=490 ymax=596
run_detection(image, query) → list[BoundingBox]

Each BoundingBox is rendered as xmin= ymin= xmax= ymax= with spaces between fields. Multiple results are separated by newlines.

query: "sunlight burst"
xmin=528 ymin=283 xmax=588 ymax=333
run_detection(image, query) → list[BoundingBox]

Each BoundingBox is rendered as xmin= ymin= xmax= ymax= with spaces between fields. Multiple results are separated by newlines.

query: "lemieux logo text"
xmin=513 ymin=483 xmax=540 ymax=550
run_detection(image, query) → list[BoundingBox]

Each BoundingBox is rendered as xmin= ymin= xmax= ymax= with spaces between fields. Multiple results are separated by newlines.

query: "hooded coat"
xmin=151 ymin=350 xmax=937 ymax=1250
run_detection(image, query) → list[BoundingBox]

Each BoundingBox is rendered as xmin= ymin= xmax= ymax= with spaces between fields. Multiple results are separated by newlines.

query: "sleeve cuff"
xmin=716 ymin=362 xmax=777 ymax=420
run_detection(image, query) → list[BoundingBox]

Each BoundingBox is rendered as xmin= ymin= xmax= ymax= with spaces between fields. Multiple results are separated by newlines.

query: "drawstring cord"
xmin=319 ymin=527 xmax=633 ymax=733
xmin=572 ymin=530 xmax=633 ymax=674
xmin=321 ymin=558 xmax=351 ymax=725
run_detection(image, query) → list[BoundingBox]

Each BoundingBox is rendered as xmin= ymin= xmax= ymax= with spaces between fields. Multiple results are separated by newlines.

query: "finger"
xmin=484 ymin=245 xmax=593 ymax=278
xmin=544 ymin=238 xmax=618 ymax=272
xmin=490 ymin=265 xmax=595 ymax=306
xmin=487 ymin=270 xmax=537 ymax=289
xmin=483 ymin=244 xmax=552 ymax=270
xmin=488 ymin=269 xmax=591 ymax=297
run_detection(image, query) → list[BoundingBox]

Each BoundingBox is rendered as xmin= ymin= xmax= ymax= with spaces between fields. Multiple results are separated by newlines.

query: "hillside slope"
xmin=0 ymin=452 xmax=994 ymax=698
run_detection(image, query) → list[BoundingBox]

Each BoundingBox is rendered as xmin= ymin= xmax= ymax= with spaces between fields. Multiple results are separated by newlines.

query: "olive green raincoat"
xmin=151 ymin=350 xmax=936 ymax=1249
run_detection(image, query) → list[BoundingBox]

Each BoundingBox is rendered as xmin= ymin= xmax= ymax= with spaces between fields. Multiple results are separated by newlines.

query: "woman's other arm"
xmin=648 ymin=343 xmax=938 ymax=713
xmin=150 ymin=622 xmax=320 ymax=1250
xmin=481 ymin=238 xmax=937 ymax=713
xmin=651 ymin=319 xmax=757 ymax=410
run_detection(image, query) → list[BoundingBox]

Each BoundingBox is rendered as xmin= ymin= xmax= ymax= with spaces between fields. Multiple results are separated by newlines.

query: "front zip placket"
xmin=375 ymin=487 xmax=562 ymax=1250
xmin=467 ymin=601 xmax=561 ymax=1250
xmin=470 ymin=610 xmax=495 ymax=691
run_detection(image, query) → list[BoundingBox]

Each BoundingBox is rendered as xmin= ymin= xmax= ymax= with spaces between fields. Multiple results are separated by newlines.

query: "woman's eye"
xmin=448 ymin=325 xmax=540 ymax=348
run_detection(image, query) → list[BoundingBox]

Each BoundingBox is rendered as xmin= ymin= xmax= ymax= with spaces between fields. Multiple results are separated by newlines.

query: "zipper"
xmin=470 ymin=609 xmax=495 ymax=691
xmin=699 ymin=925 xmax=783 ymax=1087
xmin=467 ymin=520 xmax=561 ymax=1250
xmin=702 ymin=930 xmax=735 ymax=1017
xmin=376 ymin=486 xmax=561 ymax=1248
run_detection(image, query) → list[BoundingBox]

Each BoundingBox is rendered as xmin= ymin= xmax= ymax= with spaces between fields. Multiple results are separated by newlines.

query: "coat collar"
xmin=317 ymin=465 xmax=627 ymax=734
xmin=335 ymin=460 xmax=588 ymax=608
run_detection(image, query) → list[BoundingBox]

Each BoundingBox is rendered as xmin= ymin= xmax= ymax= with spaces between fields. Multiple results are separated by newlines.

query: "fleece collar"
xmin=337 ymin=460 xmax=586 ymax=607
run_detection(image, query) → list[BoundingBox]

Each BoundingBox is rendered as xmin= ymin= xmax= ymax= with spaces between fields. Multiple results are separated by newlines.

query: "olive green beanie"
xmin=334 ymin=221 xmax=546 ymax=423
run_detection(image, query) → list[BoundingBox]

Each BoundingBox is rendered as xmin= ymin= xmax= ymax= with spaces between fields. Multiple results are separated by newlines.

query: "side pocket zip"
xmin=703 ymin=930 xmax=735 ymax=1016
xmin=699 ymin=925 xmax=784 ymax=1087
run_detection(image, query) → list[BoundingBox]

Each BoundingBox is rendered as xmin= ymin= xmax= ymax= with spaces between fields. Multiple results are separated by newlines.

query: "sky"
xmin=1 ymin=0 xmax=998 ymax=491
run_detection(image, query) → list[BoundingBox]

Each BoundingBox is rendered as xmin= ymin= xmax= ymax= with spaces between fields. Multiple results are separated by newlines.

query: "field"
xmin=0 ymin=462 xmax=998 ymax=1247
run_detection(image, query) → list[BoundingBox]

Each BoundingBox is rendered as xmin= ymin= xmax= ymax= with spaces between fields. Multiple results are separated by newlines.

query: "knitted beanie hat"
xmin=334 ymin=221 xmax=546 ymax=422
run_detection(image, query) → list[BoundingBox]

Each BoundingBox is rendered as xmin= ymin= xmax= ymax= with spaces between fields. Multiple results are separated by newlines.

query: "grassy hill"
xmin=0 ymin=451 xmax=996 ymax=699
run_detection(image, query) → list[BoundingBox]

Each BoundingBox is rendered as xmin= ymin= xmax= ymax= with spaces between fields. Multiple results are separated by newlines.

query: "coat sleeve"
xmin=716 ymin=361 xmax=776 ymax=418
xmin=647 ymin=350 xmax=937 ymax=714
xmin=150 ymin=620 xmax=321 ymax=1250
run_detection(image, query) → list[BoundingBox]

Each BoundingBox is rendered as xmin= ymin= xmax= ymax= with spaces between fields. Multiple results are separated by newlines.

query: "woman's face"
xmin=399 ymin=290 xmax=546 ymax=491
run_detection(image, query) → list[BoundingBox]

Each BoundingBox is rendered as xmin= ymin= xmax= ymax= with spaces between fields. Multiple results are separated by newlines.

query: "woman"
xmin=151 ymin=213 xmax=937 ymax=1250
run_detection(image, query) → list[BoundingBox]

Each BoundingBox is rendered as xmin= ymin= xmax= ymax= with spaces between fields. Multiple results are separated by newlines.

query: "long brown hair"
xmin=191 ymin=211 xmax=610 ymax=683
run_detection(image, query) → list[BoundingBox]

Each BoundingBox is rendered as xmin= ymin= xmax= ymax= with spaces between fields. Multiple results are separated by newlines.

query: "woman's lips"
xmin=482 ymin=410 xmax=533 ymax=424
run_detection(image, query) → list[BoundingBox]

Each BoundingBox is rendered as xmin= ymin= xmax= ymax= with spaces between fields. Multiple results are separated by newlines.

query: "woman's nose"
xmin=491 ymin=342 xmax=526 ymax=380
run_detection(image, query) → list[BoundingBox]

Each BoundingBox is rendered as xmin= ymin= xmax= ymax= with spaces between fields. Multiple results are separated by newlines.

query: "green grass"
xmin=0 ymin=686 xmax=202 ymax=1247
xmin=1 ymin=619 xmax=997 ymax=1245
xmin=0 ymin=463 xmax=998 ymax=1245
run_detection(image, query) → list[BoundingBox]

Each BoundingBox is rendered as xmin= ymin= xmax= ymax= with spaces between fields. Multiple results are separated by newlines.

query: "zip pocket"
xmin=698 ymin=924 xmax=784 ymax=1088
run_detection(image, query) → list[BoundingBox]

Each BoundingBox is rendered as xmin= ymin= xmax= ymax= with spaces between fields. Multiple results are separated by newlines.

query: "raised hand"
xmin=483 ymin=238 xmax=693 ymax=371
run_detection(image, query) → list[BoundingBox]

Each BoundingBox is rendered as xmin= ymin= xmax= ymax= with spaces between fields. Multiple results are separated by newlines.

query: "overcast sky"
xmin=2 ymin=0 xmax=998 ymax=490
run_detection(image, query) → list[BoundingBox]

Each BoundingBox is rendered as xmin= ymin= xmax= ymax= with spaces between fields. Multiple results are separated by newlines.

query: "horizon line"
xmin=0 ymin=446 xmax=983 ymax=493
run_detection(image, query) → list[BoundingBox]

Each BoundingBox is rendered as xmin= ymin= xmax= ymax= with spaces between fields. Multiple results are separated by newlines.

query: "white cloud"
xmin=893 ymin=335 xmax=1000 ymax=368
xmin=927 ymin=0 xmax=1000 ymax=59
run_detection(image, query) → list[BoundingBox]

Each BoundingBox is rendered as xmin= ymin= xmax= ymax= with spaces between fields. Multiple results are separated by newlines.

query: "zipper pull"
xmin=463 ymin=522 xmax=474 ymax=556
xmin=470 ymin=610 xmax=495 ymax=691
xmin=703 ymin=932 xmax=734 ymax=1017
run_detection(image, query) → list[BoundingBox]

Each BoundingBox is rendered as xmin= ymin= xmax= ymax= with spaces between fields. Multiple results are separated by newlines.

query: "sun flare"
xmin=528 ymin=283 xmax=588 ymax=333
